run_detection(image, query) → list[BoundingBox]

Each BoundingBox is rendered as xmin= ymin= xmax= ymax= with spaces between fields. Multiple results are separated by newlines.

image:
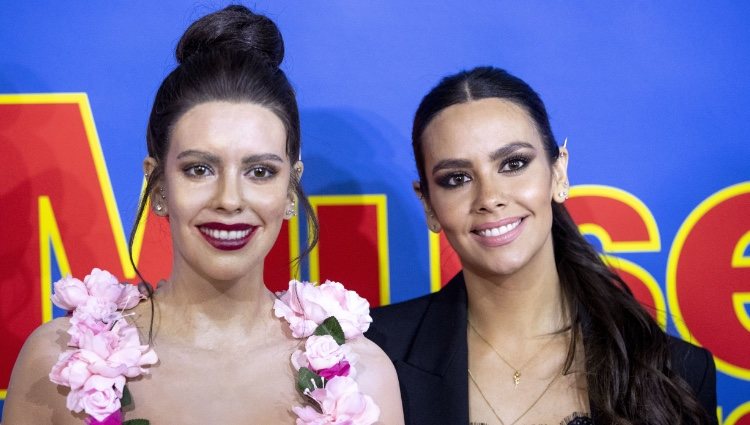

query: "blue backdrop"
xmin=1 ymin=1 xmax=748 ymax=420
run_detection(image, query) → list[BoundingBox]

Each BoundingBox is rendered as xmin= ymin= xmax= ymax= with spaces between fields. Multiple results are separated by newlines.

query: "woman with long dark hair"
xmin=367 ymin=66 xmax=716 ymax=425
xmin=4 ymin=6 xmax=403 ymax=424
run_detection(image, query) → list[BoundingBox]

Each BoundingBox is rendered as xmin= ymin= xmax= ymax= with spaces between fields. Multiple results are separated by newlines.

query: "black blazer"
xmin=367 ymin=273 xmax=717 ymax=425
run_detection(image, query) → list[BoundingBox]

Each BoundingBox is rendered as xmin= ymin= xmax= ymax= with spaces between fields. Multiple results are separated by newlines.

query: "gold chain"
xmin=468 ymin=367 xmax=560 ymax=425
xmin=468 ymin=320 xmax=558 ymax=388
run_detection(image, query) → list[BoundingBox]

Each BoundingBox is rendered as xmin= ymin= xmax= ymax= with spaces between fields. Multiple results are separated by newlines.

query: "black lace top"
xmin=470 ymin=412 xmax=593 ymax=425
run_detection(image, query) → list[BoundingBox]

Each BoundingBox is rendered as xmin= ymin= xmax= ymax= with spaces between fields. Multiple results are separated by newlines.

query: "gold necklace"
xmin=468 ymin=368 xmax=560 ymax=425
xmin=468 ymin=320 xmax=558 ymax=388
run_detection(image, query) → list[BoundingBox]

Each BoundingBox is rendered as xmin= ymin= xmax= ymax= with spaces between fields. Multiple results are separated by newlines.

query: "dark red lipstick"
xmin=197 ymin=222 xmax=255 ymax=251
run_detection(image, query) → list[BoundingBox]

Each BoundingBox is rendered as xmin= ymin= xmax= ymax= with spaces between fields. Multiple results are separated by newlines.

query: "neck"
xmin=153 ymin=261 xmax=277 ymax=349
xmin=465 ymin=244 xmax=567 ymax=342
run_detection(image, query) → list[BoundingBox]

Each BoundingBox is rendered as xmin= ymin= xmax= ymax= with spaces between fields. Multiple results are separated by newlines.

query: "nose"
xmin=472 ymin=178 xmax=506 ymax=213
xmin=214 ymin=174 xmax=243 ymax=213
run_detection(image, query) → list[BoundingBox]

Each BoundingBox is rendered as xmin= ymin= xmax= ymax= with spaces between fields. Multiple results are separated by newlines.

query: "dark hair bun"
xmin=176 ymin=5 xmax=284 ymax=68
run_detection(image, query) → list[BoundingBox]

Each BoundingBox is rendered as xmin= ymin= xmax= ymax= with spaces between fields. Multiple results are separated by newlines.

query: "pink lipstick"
xmin=197 ymin=222 xmax=255 ymax=251
xmin=471 ymin=217 xmax=525 ymax=247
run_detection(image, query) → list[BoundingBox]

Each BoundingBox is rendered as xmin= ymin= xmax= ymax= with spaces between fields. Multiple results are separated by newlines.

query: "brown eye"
xmin=247 ymin=165 xmax=277 ymax=179
xmin=437 ymin=172 xmax=472 ymax=188
xmin=184 ymin=164 xmax=213 ymax=177
xmin=500 ymin=156 xmax=531 ymax=173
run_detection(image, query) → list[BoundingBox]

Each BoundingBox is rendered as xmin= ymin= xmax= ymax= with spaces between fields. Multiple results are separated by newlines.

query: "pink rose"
xmin=295 ymin=376 xmax=380 ymax=425
xmin=52 ymin=276 xmax=89 ymax=310
xmin=319 ymin=281 xmax=372 ymax=339
xmin=274 ymin=280 xmax=373 ymax=339
xmin=69 ymin=374 xmax=125 ymax=421
xmin=77 ymin=297 xmax=119 ymax=324
xmin=50 ymin=350 xmax=97 ymax=390
xmin=302 ymin=335 xmax=348 ymax=371
xmin=84 ymin=268 xmax=142 ymax=310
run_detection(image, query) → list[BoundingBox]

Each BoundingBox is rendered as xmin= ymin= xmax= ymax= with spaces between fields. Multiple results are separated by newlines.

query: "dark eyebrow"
xmin=175 ymin=150 xmax=285 ymax=165
xmin=176 ymin=150 xmax=220 ymax=163
xmin=489 ymin=142 xmax=535 ymax=161
xmin=242 ymin=153 xmax=285 ymax=165
xmin=432 ymin=159 xmax=472 ymax=175
xmin=431 ymin=142 xmax=535 ymax=175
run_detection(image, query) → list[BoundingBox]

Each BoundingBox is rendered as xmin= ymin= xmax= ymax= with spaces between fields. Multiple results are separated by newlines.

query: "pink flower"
xmin=274 ymin=280 xmax=372 ymax=339
xmin=68 ymin=307 xmax=111 ymax=347
xmin=51 ymin=276 xmax=89 ymax=310
xmin=66 ymin=374 xmax=125 ymax=421
xmin=320 ymin=282 xmax=372 ymax=339
xmin=50 ymin=350 xmax=91 ymax=390
xmin=84 ymin=268 xmax=142 ymax=310
xmin=294 ymin=376 xmax=380 ymax=425
xmin=298 ymin=335 xmax=348 ymax=371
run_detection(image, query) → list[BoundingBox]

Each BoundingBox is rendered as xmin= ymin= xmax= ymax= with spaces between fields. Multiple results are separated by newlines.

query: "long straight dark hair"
xmin=412 ymin=66 xmax=710 ymax=424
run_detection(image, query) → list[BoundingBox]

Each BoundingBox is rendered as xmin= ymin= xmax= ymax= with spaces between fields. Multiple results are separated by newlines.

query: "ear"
xmin=292 ymin=160 xmax=304 ymax=180
xmin=284 ymin=161 xmax=304 ymax=220
xmin=412 ymin=181 xmax=442 ymax=233
xmin=143 ymin=157 xmax=168 ymax=216
xmin=551 ymin=146 xmax=570 ymax=203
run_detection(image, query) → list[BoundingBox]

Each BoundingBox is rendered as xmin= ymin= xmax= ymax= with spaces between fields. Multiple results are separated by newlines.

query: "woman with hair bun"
xmin=367 ymin=66 xmax=716 ymax=425
xmin=3 ymin=5 xmax=403 ymax=424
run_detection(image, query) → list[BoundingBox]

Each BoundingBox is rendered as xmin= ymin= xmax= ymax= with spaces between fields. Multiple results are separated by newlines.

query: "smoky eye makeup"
xmin=434 ymin=171 xmax=472 ymax=189
xmin=498 ymin=152 xmax=535 ymax=174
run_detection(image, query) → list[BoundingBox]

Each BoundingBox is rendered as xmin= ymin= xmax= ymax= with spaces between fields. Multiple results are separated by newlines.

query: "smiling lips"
xmin=198 ymin=222 xmax=255 ymax=251
xmin=472 ymin=217 xmax=525 ymax=247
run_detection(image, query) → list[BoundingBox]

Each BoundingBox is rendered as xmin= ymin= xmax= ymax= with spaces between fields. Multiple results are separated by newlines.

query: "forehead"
xmin=170 ymin=101 xmax=287 ymax=157
xmin=421 ymin=98 xmax=543 ymax=158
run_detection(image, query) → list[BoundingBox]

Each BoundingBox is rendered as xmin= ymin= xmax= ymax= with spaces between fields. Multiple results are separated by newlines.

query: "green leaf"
xmin=123 ymin=420 xmax=150 ymax=425
xmin=121 ymin=385 xmax=133 ymax=407
xmin=297 ymin=367 xmax=325 ymax=394
xmin=313 ymin=316 xmax=345 ymax=345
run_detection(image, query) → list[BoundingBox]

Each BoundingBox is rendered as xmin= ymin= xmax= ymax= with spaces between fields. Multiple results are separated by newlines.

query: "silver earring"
xmin=159 ymin=187 xmax=166 ymax=200
xmin=559 ymin=191 xmax=568 ymax=200
xmin=155 ymin=203 xmax=163 ymax=212
xmin=286 ymin=200 xmax=296 ymax=217
xmin=430 ymin=223 xmax=439 ymax=231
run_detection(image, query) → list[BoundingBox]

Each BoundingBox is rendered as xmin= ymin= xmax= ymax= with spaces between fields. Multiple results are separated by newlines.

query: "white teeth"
xmin=477 ymin=220 xmax=520 ymax=237
xmin=200 ymin=227 xmax=251 ymax=240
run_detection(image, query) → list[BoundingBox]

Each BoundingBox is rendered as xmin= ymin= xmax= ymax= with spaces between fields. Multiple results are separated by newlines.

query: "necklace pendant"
xmin=513 ymin=370 xmax=521 ymax=388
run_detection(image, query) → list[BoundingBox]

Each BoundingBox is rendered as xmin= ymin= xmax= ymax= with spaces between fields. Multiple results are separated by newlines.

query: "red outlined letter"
xmin=667 ymin=182 xmax=750 ymax=379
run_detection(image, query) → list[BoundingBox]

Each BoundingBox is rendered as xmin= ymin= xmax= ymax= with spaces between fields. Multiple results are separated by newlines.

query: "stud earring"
xmin=159 ymin=187 xmax=166 ymax=200
xmin=155 ymin=203 xmax=163 ymax=212
xmin=285 ymin=200 xmax=296 ymax=217
xmin=430 ymin=223 xmax=439 ymax=231
xmin=559 ymin=191 xmax=568 ymax=200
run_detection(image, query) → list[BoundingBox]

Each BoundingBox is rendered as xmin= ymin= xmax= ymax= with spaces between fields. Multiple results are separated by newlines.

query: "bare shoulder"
xmin=2 ymin=317 xmax=81 ymax=424
xmin=349 ymin=335 xmax=405 ymax=425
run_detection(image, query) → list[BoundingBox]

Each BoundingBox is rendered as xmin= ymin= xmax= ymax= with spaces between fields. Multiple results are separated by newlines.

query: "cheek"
xmin=243 ymin=184 xmax=289 ymax=216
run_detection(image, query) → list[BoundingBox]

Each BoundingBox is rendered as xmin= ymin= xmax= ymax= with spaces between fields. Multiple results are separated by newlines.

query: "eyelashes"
xmin=433 ymin=154 xmax=534 ymax=189
xmin=180 ymin=163 xmax=280 ymax=180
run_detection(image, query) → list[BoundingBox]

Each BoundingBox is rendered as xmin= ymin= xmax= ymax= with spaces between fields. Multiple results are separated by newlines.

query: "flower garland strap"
xmin=274 ymin=280 xmax=381 ymax=425
xmin=49 ymin=268 xmax=158 ymax=425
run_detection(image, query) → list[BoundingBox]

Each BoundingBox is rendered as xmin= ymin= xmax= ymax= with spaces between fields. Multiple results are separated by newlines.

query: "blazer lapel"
xmin=397 ymin=273 xmax=469 ymax=425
